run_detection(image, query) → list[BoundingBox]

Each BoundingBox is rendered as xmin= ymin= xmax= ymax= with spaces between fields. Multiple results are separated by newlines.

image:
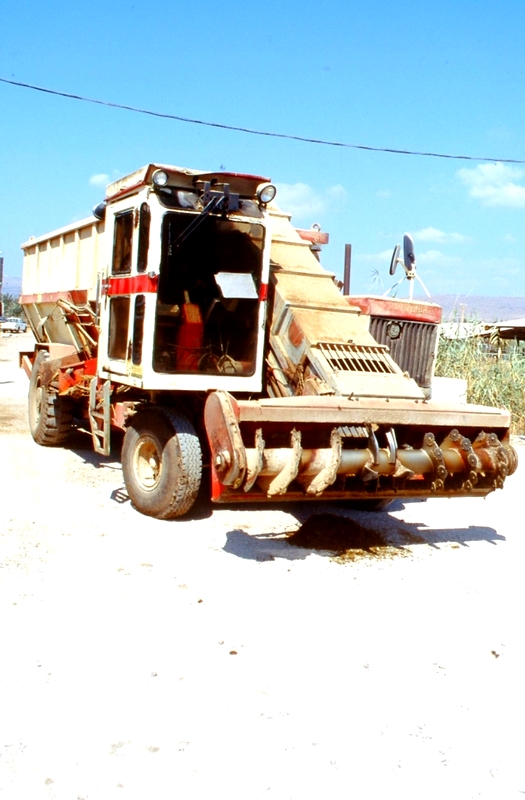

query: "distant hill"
xmin=1 ymin=274 xmax=22 ymax=296
xmin=430 ymin=295 xmax=525 ymax=323
xmin=375 ymin=291 xmax=525 ymax=322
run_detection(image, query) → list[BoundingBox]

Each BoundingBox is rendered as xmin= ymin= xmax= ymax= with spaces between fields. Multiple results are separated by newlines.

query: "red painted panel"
xmin=20 ymin=290 xmax=89 ymax=305
xmin=210 ymin=466 xmax=227 ymax=501
xmin=175 ymin=301 xmax=204 ymax=371
xmin=105 ymin=274 xmax=158 ymax=296
xmin=199 ymin=171 xmax=269 ymax=183
xmin=346 ymin=295 xmax=442 ymax=324
xmin=295 ymin=228 xmax=330 ymax=245
xmin=57 ymin=357 xmax=97 ymax=393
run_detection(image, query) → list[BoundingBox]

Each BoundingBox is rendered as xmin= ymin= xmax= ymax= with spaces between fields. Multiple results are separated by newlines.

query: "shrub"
xmin=0 ymin=293 xmax=23 ymax=317
xmin=435 ymin=334 xmax=525 ymax=434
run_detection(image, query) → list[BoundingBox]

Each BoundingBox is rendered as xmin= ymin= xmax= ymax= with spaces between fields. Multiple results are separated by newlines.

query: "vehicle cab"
xmin=96 ymin=164 xmax=276 ymax=394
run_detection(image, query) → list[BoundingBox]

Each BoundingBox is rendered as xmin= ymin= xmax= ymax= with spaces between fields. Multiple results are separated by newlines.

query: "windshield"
xmin=153 ymin=212 xmax=265 ymax=375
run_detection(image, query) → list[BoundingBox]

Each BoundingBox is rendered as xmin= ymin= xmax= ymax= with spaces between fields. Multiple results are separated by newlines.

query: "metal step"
xmin=88 ymin=378 xmax=111 ymax=456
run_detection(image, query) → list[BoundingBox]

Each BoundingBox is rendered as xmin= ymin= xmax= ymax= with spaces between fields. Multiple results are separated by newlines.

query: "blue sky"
xmin=1 ymin=0 xmax=525 ymax=298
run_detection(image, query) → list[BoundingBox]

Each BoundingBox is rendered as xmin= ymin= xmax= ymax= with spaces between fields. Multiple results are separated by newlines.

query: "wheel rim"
xmin=133 ymin=435 xmax=162 ymax=491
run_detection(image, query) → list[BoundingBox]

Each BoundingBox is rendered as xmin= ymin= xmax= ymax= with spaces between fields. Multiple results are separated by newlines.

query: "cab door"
xmin=99 ymin=199 xmax=152 ymax=382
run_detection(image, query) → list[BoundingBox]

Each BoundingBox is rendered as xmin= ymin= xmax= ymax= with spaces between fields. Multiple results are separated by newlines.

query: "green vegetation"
xmin=0 ymin=293 xmax=23 ymax=317
xmin=435 ymin=333 xmax=525 ymax=434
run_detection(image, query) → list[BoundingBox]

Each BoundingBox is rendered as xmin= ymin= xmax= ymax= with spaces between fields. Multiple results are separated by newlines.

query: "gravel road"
xmin=1 ymin=331 xmax=524 ymax=799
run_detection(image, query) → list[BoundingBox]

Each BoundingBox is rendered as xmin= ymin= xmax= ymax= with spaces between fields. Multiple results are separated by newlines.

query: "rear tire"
xmin=122 ymin=407 xmax=202 ymax=519
xmin=28 ymin=350 xmax=73 ymax=446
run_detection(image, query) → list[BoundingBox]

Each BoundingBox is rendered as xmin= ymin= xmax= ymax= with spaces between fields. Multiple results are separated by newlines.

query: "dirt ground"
xmin=1 ymin=331 xmax=525 ymax=799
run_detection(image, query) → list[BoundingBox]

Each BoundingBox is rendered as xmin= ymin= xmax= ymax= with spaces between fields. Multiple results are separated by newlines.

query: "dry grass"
xmin=435 ymin=334 xmax=525 ymax=433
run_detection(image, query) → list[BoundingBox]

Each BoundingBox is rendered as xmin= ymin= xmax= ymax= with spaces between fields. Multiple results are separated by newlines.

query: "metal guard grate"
xmin=317 ymin=342 xmax=396 ymax=374
xmin=369 ymin=317 xmax=438 ymax=389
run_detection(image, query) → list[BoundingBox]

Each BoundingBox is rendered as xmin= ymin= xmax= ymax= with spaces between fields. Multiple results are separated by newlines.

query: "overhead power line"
xmin=1 ymin=75 xmax=524 ymax=165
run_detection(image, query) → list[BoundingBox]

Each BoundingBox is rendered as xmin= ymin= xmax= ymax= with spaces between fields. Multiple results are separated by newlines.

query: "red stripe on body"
xmin=105 ymin=274 xmax=158 ymax=296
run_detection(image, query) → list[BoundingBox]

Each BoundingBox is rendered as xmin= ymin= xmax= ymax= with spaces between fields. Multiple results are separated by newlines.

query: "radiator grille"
xmin=369 ymin=317 xmax=439 ymax=389
xmin=317 ymin=342 xmax=397 ymax=374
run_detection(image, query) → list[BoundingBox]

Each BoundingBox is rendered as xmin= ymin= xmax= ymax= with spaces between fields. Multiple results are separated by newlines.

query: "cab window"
xmin=112 ymin=211 xmax=133 ymax=274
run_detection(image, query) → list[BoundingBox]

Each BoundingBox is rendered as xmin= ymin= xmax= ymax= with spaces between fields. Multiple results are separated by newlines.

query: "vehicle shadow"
xmin=67 ymin=426 xmax=123 ymax=467
xmin=223 ymin=505 xmax=504 ymax=563
xmin=64 ymin=425 xmax=509 ymax=536
xmin=67 ymin=426 xmax=215 ymax=520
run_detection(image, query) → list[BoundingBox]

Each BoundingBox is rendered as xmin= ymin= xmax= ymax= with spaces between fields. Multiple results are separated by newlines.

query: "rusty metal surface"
xmin=19 ymin=352 xmax=34 ymax=380
xmin=347 ymin=295 xmax=442 ymax=324
xmin=209 ymin=480 xmax=513 ymax=504
xmin=242 ymin=433 xmax=515 ymax=482
xmin=204 ymin=390 xmax=247 ymax=489
xmin=205 ymin=391 xmax=517 ymax=505
xmin=232 ymin=395 xmax=511 ymax=430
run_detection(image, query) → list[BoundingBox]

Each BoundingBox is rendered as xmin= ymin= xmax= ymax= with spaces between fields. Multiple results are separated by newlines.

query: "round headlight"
xmin=152 ymin=169 xmax=169 ymax=187
xmin=257 ymin=183 xmax=277 ymax=204
xmin=387 ymin=321 xmax=402 ymax=339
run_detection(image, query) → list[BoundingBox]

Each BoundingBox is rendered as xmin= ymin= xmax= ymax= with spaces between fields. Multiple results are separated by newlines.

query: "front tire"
xmin=28 ymin=350 xmax=73 ymax=446
xmin=122 ymin=407 xmax=202 ymax=519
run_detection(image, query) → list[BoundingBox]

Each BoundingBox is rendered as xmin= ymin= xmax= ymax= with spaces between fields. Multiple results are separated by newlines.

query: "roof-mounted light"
xmin=152 ymin=169 xmax=169 ymax=187
xmin=256 ymin=183 xmax=277 ymax=205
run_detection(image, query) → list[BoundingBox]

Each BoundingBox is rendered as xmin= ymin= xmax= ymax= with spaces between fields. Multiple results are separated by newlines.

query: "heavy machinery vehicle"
xmin=19 ymin=163 xmax=517 ymax=519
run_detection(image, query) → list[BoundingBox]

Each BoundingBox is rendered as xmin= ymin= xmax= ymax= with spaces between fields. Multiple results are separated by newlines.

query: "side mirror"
xmin=403 ymin=233 xmax=416 ymax=273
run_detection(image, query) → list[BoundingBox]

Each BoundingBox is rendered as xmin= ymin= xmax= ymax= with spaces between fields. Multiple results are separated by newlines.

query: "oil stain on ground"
xmin=287 ymin=513 xmax=425 ymax=562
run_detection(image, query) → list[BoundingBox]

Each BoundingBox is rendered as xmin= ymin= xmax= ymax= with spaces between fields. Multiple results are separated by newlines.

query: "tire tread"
xmin=29 ymin=351 xmax=73 ymax=447
xmin=122 ymin=406 xmax=202 ymax=519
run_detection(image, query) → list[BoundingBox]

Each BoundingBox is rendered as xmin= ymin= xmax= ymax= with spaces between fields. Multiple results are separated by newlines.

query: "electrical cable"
xmin=1 ymin=76 xmax=524 ymax=164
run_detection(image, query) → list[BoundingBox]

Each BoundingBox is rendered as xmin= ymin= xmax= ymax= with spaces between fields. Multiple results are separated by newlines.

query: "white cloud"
xmin=417 ymin=249 xmax=463 ymax=266
xmin=89 ymin=173 xmax=110 ymax=187
xmin=275 ymin=182 xmax=346 ymax=221
xmin=413 ymin=227 xmax=471 ymax=244
xmin=359 ymin=249 xmax=394 ymax=263
xmin=326 ymin=184 xmax=347 ymax=201
xmin=457 ymin=163 xmax=525 ymax=207
xmin=356 ymin=248 xmax=470 ymax=295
